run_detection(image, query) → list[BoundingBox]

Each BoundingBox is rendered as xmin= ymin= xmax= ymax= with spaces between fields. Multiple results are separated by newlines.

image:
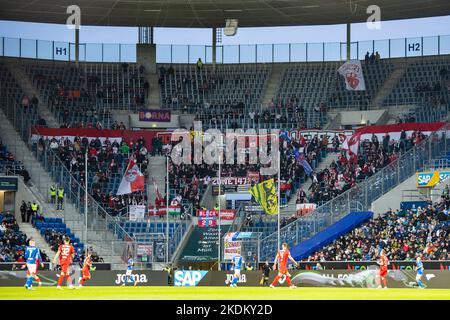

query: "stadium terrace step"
xmin=148 ymin=156 xmax=168 ymax=205
xmin=17 ymin=222 xmax=54 ymax=258
xmin=5 ymin=62 xmax=59 ymax=128
xmin=280 ymin=151 xmax=339 ymax=216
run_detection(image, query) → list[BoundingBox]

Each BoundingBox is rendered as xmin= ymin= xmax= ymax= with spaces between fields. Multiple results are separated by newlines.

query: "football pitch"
xmin=1 ymin=286 xmax=450 ymax=300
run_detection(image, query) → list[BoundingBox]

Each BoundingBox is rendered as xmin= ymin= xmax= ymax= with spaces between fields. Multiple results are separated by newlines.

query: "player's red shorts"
xmin=379 ymin=267 xmax=388 ymax=278
xmin=60 ymin=262 xmax=70 ymax=273
xmin=279 ymin=266 xmax=289 ymax=275
xmin=82 ymin=268 xmax=91 ymax=279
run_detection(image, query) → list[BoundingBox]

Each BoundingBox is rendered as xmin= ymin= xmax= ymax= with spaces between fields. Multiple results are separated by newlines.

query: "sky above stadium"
xmin=0 ymin=15 xmax=449 ymax=45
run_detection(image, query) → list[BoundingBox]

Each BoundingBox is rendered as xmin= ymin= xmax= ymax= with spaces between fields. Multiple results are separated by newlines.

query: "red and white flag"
xmin=338 ymin=60 xmax=366 ymax=91
xmin=116 ymin=159 xmax=145 ymax=195
xmin=341 ymin=132 xmax=361 ymax=158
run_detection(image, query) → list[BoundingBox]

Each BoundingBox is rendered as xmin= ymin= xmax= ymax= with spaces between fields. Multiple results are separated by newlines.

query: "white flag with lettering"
xmin=338 ymin=60 xmax=366 ymax=91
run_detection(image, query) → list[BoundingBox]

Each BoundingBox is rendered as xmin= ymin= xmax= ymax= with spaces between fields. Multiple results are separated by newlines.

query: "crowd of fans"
xmin=0 ymin=212 xmax=50 ymax=263
xmin=297 ymin=130 xmax=427 ymax=206
xmin=35 ymin=134 xmax=151 ymax=216
xmin=305 ymin=193 xmax=449 ymax=262
xmin=0 ymin=140 xmax=31 ymax=184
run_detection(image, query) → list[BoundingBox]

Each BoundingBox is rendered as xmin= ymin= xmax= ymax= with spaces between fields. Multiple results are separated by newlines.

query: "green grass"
xmin=1 ymin=286 xmax=450 ymax=300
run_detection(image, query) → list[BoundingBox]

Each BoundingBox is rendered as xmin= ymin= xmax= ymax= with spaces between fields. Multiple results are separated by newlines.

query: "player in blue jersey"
xmin=415 ymin=255 xmax=425 ymax=289
xmin=122 ymin=255 xmax=137 ymax=286
xmin=24 ymin=239 xmax=44 ymax=290
xmin=226 ymin=254 xmax=243 ymax=287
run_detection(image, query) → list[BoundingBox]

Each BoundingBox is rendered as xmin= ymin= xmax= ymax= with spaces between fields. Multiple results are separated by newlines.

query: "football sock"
xmin=271 ymin=275 xmax=280 ymax=286
xmin=57 ymin=275 xmax=64 ymax=286
xmin=286 ymin=276 xmax=292 ymax=286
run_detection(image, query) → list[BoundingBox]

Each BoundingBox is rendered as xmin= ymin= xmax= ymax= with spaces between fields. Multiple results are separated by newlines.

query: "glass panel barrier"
xmin=423 ymin=36 xmax=439 ymax=56
xmin=53 ymin=41 xmax=70 ymax=61
xmin=374 ymin=39 xmax=389 ymax=59
xmin=37 ymin=40 xmax=52 ymax=60
xmin=308 ymin=42 xmax=324 ymax=61
xmin=172 ymin=45 xmax=188 ymax=63
xmin=273 ymin=44 xmax=288 ymax=62
xmin=223 ymin=45 xmax=239 ymax=64
xmin=20 ymin=38 xmax=37 ymax=59
xmin=440 ymin=35 xmax=450 ymax=55
xmin=189 ymin=45 xmax=205 ymax=64
xmin=120 ymin=44 xmax=136 ymax=62
xmin=406 ymin=37 xmax=422 ymax=57
xmin=240 ymin=44 xmax=256 ymax=63
xmin=257 ymin=44 xmax=272 ymax=63
xmin=390 ymin=38 xmax=406 ymax=58
xmin=156 ymin=44 xmax=172 ymax=63
xmin=324 ymin=42 xmax=340 ymax=61
xmin=4 ymin=37 xmax=20 ymax=57
xmin=103 ymin=43 xmax=120 ymax=62
xmin=85 ymin=43 xmax=103 ymax=62
xmin=358 ymin=40 xmax=373 ymax=59
xmin=290 ymin=43 xmax=307 ymax=62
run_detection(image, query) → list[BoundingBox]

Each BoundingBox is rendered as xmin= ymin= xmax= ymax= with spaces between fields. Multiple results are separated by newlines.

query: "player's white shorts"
xmin=27 ymin=264 xmax=36 ymax=274
xmin=126 ymin=269 xmax=133 ymax=276
xmin=234 ymin=269 xmax=241 ymax=276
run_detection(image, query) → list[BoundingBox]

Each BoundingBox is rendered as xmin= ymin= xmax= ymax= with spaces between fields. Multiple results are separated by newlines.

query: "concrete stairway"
xmin=5 ymin=62 xmax=59 ymax=128
xmin=18 ymin=222 xmax=54 ymax=258
xmin=371 ymin=61 xmax=409 ymax=108
xmin=147 ymin=156 xmax=167 ymax=205
xmin=280 ymin=152 xmax=339 ymax=216
xmin=0 ymin=109 xmax=125 ymax=268
xmin=146 ymin=72 xmax=161 ymax=109
xmin=261 ymin=64 xmax=286 ymax=108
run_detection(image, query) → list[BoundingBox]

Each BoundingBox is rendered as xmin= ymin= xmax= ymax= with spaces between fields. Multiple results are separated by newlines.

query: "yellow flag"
xmin=249 ymin=178 xmax=278 ymax=215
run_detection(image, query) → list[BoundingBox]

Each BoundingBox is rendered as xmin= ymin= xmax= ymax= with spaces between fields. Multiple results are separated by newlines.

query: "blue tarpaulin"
xmin=290 ymin=211 xmax=374 ymax=261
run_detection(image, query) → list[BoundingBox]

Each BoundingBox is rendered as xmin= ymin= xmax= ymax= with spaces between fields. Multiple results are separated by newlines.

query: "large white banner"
xmin=223 ymin=232 xmax=242 ymax=260
xmin=338 ymin=60 xmax=366 ymax=91
xmin=129 ymin=205 xmax=146 ymax=221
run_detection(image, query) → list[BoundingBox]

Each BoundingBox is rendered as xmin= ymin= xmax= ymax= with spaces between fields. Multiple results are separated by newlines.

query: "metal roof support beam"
xmin=212 ymin=28 xmax=217 ymax=72
xmin=346 ymin=23 xmax=351 ymax=61
xmin=75 ymin=27 xmax=79 ymax=67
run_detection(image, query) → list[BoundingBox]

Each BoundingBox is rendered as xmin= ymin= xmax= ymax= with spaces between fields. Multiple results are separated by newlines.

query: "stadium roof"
xmin=0 ymin=0 xmax=450 ymax=28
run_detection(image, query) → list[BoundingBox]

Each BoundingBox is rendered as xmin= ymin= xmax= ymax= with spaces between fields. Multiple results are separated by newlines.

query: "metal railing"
xmin=1 ymin=34 xmax=450 ymax=63
xmin=259 ymin=123 xmax=450 ymax=262
xmin=31 ymin=144 xmax=135 ymax=263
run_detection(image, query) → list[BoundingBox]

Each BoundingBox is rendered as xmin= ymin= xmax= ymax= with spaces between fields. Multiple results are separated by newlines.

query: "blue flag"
xmin=297 ymin=152 xmax=313 ymax=175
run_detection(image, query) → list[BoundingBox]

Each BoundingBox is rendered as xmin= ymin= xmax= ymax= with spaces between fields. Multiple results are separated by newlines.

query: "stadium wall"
xmin=371 ymin=174 xmax=417 ymax=216
xmin=2 ymin=270 xmax=449 ymax=288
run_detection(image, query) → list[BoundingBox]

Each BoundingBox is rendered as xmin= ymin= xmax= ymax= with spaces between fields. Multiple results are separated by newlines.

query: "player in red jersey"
xmin=53 ymin=237 xmax=74 ymax=289
xmin=79 ymin=251 xmax=94 ymax=287
xmin=270 ymin=243 xmax=298 ymax=288
xmin=377 ymin=249 xmax=390 ymax=289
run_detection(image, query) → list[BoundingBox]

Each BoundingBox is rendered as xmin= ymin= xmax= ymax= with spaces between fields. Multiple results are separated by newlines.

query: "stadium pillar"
xmin=212 ymin=28 xmax=217 ymax=71
xmin=75 ymin=27 xmax=80 ymax=66
xmin=346 ymin=23 xmax=351 ymax=61
xmin=137 ymin=27 xmax=157 ymax=75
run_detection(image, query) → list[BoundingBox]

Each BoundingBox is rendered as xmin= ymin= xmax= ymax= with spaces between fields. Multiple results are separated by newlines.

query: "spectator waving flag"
xmin=116 ymin=159 xmax=145 ymax=195
xmin=298 ymin=152 xmax=313 ymax=176
xmin=338 ymin=60 xmax=366 ymax=91
xmin=249 ymin=178 xmax=278 ymax=215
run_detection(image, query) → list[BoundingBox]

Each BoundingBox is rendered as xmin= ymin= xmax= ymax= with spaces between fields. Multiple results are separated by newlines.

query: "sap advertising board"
xmin=174 ymin=271 xmax=209 ymax=287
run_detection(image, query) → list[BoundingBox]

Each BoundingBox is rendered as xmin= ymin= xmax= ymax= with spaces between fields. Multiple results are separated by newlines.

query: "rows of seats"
xmin=32 ymin=216 xmax=85 ymax=255
xmin=0 ymin=63 xmax=39 ymax=140
xmin=385 ymin=57 xmax=450 ymax=106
